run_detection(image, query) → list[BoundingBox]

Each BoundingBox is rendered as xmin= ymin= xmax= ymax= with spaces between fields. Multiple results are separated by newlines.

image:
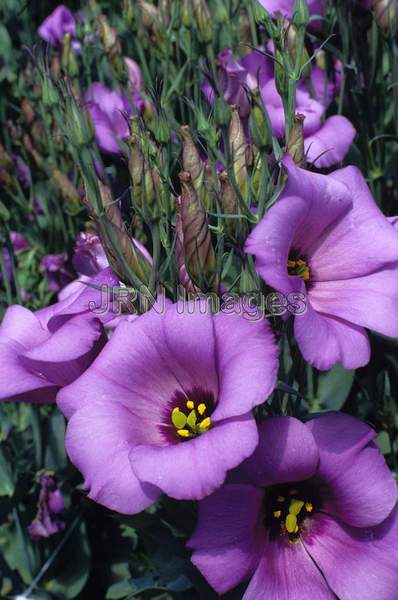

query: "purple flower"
xmin=38 ymin=5 xmax=76 ymax=46
xmin=205 ymin=49 xmax=355 ymax=168
xmin=57 ymin=302 xmax=278 ymax=514
xmin=85 ymin=82 xmax=144 ymax=155
xmin=257 ymin=0 xmax=326 ymax=25
xmin=0 ymin=231 xmax=28 ymax=284
xmin=28 ymin=476 xmax=65 ymax=540
xmin=0 ymin=268 xmax=118 ymax=403
xmin=72 ymin=233 xmax=109 ymax=278
xmin=246 ymin=156 xmax=398 ymax=370
xmin=41 ymin=253 xmax=74 ymax=293
xmin=189 ymin=413 xmax=398 ymax=599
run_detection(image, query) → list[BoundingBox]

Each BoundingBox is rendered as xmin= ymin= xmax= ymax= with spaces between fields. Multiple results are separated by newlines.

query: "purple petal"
xmin=309 ymin=166 xmax=398 ymax=281
xmin=244 ymin=537 xmax=335 ymax=600
xmin=211 ymin=313 xmax=278 ymax=421
xmin=306 ymin=413 xmax=397 ymax=527
xmin=305 ymin=115 xmax=356 ymax=168
xmin=294 ymin=300 xmax=370 ymax=370
xmin=38 ymin=5 xmax=76 ymax=46
xmin=130 ymin=414 xmax=259 ymax=500
xmin=234 ymin=417 xmax=319 ymax=487
xmin=65 ymin=401 xmax=161 ymax=513
xmin=309 ymin=266 xmax=398 ymax=338
xmin=189 ymin=484 xmax=265 ymax=595
xmin=304 ymin=511 xmax=398 ymax=600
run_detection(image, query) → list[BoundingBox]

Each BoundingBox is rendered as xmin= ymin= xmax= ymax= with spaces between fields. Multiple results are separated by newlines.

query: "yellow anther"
xmin=305 ymin=502 xmax=313 ymax=513
xmin=197 ymin=403 xmax=206 ymax=416
xmin=171 ymin=408 xmax=188 ymax=429
xmin=199 ymin=417 xmax=211 ymax=430
xmin=186 ymin=400 xmax=194 ymax=410
xmin=289 ymin=499 xmax=305 ymax=516
xmin=277 ymin=496 xmax=285 ymax=503
xmin=273 ymin=510 xmax=281 ymax=519
xmin=177 ymin=429 xmax=191 ymax=438
xmin=287 ymin=259 xmax=297 ymax=268
xmin=285 ymin=514 xmax=297 ymax=534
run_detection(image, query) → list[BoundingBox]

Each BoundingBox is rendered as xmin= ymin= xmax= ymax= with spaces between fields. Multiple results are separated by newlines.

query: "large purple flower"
xmin=85 ymin=81 xmax=144 ymax=155
xmin=189 ymin=413 xmax=398 ymax=599
xmin=246 ymin=156 xmax=398 ymax=370
xmin=0 ymin=269 xmax=118 ymax=403
xmin=57 ymin=302 xmax=278 ymax=514
xmin=38 ymin=5 xmax=76 ymax=46
xmin=204 ymin=49 xmax=355 ymax=168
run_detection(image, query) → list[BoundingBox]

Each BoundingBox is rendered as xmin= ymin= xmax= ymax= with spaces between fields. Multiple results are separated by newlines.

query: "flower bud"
xmin=281 ymin=17 xmax=311 ymax=78
xmin=178 ymin=171 xmax=217 ymax=291
xmin=192 ymin=0 xmax=213 ymax=43
xmin=98 ymin=180 xmax=152 ymax=285
xmin=99 ymin=15 xmax=127 ymax=82
xmin=372 ymin=0 xmax=398 ymax=36
xmin=41 ymin=73 xmax=60 ymax=108
xmin=286 ymin=113 xmax=305 ymax=166
xmin=292 ymin=0 xmax=310 ymax=28
xmin=219 ymin=171 xmax=248 ymax=245
xmin=181 ymin=0 xmax=193 ymax=27
xmin=229 ymin=107 xmax=248 ymax=200
xmin=249 ymin=92 xmax=271 ymax=150
xmin=181 ymin=125 xmax=204 ymax=194
xmin=175 ymin=195 xmax=198 ymax=292
xmin=61 ymin=33 xmax=79 ymax=78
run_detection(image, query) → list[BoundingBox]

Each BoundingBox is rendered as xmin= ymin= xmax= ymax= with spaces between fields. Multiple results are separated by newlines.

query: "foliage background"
xmin=1 ymin=0 xmax=398 ymax=598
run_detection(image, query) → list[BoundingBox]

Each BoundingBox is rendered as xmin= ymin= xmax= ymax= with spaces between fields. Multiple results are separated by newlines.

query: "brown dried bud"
xmin=229 ymin=107 xmax=248 ymax=200
xmin=178 ymin=171 xmax=217 ymax=291
xmin=175 ymin=196 xmax=198 ymax=293
xmin=286 ymin=113 xmax=305 ymax=166
xmin=181 ymin=125 xmax=204 ymax=194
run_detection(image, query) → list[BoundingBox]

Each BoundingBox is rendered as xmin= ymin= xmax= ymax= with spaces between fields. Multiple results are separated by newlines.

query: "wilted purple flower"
xmin=205 ymin=48 xmax=354 ymax=168
xmin=0 ymin=268 xmax=118 ymax=403
xmin=28 ymin=476 xmax=65 ymax=540
xmin=246 ymin=155 xmax=398 ymax=370
xmin=41 ymin=253 xmax=73 ymax=293
xmin=85 ymin=81 xmax=144 ymax=155
xmin=38 ymin=5 xmax=76 ymax=46
xmin=57 ymin=302 xmax=278 ymax=514
xmin=189 ymin=413 xmax=398 ymax=599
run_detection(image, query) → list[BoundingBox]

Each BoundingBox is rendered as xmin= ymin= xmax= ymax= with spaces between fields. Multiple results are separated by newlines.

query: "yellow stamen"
xmin=305 ymin=502 xmax=313 ymax=513
xmin=171 ymin=408 xmax=187 ymax=429
xmin=287 ymin=259 xmax=296 ymax=268
xmin=186 ymin=400 xmax=194 ymax=410
xmin=289 ymin=499 xmax=305 ymax=516
xmin=199 ymin=417 xmax=211 ymax=430
xmin=197 ymin=403 xmax=206 ymax=415
xmin=177 ymin=429 xmax=191 ymax=438
xmin=285 ymin=514 xmax=297 ymax=534
xmin=273 ymin=510 xmax=281 ymax=519
xmin=277 ymin=495 xmax=285 ymax=503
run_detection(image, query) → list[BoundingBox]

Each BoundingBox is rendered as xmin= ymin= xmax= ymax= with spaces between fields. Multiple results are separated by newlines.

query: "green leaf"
xmin=316 ymin=365 xmax=355 ymax=411
xmin=0 ymin=445 xmax=14 ymax=497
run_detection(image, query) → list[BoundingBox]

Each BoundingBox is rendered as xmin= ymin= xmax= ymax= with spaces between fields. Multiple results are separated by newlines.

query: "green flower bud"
xmin=229 ymin=107 xmax=248 ymax=200
xmin=61 ymin=33 xmax=79 ymax=78
xmin=292 ymin=0 xmax=309 ymax=28
xmin=286 ymin=113 xmax=305 ymax=166
xmin=372 ymin=0 xmax=398 ymax=36
xmin=192 ymin=0 xmax=212 ymax=43
xmin=214 ymin=97 xmax=232 ymax=128
xmin=249 ymin=94 xmax=271 ymax=150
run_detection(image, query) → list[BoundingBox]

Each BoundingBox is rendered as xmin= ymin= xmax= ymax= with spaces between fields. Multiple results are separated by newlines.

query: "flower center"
xmin=288 ymin=257 xmax=310 ymax=282
xmin=264 ymin=482 xmax=320 ymax=542
xmin=170 ymin=399 xmax=212 ymax=440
